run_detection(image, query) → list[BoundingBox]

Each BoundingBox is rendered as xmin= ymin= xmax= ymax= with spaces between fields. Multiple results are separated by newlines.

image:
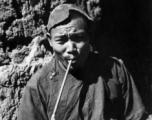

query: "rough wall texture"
xmin=0 ymin=0 xmax=151 ymax=120
xmin=0 ymin=0 xmax=101 ymax=120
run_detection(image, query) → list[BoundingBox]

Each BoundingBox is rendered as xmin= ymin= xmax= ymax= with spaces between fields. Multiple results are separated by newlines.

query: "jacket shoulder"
xmin=89 ymin=52 xmax=123 ymax=70
xmin=26 ymin=56 xmax=55 ymax=88
xmin=89 ymin=53 xmax=126 ymax=83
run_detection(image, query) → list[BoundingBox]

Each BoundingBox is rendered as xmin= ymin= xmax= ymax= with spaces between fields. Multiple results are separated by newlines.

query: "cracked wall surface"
xmin=0 ymin=0 xmax=151 ymax=120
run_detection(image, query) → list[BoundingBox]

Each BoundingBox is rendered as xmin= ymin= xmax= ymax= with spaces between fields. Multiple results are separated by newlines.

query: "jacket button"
xmin=52 ymin=72 xmax=55 ymax=76
xmin=50 ymin=72 xmax=58 ymax=81
xmin=50 ymin=75 xmax=53 ymax=79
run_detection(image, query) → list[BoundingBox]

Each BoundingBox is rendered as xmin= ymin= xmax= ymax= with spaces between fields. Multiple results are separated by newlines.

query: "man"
xmin=18 ymin=4 xmax=147 ymax=120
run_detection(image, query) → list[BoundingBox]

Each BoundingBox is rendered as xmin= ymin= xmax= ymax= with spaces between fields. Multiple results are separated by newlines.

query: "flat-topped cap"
xmin=47 ymin=4 xmax=93 ymax=32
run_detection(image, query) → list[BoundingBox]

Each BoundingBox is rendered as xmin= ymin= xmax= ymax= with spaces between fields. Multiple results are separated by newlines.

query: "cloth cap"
xmin=47 ymin=4 xmax=93 ymax=32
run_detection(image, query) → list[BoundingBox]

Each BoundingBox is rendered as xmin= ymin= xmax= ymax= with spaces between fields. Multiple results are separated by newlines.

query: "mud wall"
xmin=0 ymin=0 xmax=151 ymax=120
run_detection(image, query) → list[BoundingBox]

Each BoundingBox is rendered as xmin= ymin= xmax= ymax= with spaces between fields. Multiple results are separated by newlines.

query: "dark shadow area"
xmin=5 ymin=36 xmax=33 ymax=51
xmin=94 ymin=0 xmax=152 ymax=113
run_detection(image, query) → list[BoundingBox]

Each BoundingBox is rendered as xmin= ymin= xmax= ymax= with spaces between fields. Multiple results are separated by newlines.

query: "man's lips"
xmin=65 ymin=58 xmax=78 ymax=66
xmin=66 ymin=56 xmax=78 ymax=61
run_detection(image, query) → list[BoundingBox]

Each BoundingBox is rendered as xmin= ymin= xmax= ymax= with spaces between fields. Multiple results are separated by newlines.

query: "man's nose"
xmin=66 ymin=41 xmax=77 ymax=54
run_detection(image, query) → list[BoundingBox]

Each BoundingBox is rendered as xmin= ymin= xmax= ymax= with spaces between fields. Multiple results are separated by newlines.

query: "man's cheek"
xmin=52 ymin=45 xmax=64 ymax=54
xmin=79 ymin=42 xmax=90 ymax=53
xmin=54 ymin=49 xmax=63 ymax=57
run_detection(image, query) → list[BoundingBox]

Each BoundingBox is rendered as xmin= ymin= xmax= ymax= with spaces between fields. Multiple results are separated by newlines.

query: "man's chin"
xmin=69 ymin=63 xmax=82 ymax=72
xmin=58 ymin=60 xmax=74 ymax=70
xmin=64 ymin=61 xmax=80 ymax=71
xmin=58 ymin=57 xmax=82 ymax=71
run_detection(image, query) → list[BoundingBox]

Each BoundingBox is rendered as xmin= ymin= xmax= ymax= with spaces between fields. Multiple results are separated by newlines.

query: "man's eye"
xmin=55 ymin=38 xmax=67 ymax=44
xmin=75 ymin=36 xmax=82 ymax=39
xmin=72 ymin=34 xmax=82 ymax=39
xmin=72 ymin=35 xmax=86 ymax=42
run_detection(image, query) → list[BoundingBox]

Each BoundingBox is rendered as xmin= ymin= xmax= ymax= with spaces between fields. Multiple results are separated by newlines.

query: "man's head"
xmin=47 ymin=4 xmax=93 ymax=71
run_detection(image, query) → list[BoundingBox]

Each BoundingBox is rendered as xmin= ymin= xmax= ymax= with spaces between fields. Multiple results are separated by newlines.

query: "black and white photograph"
xmin=0 ymin=0 xmax=151 ymax=120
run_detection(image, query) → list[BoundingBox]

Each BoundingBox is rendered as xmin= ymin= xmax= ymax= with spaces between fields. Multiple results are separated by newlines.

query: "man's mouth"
xmin=67 ymin=58 xmax=78 ymax=63
xmin=66 ymin=56 xmax=77 ymax=61
xmin=63 ymin=58 xmax=77 ymax=68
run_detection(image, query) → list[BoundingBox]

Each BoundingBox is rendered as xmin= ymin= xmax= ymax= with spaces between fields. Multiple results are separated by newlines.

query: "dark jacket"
xmin=17 ymin=52 xmax=145 ymax=120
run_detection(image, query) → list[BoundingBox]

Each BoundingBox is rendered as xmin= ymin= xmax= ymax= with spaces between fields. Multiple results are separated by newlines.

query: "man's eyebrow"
xmin=68 ymin=31 xmax=86 ymax=36
xmin=53 ymin=34 xmax=67 ymax=38
xmin=54 ymin=31 xmax=86 ymax=38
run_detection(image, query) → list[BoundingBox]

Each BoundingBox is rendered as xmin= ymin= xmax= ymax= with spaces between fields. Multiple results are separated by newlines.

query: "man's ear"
xmin=49 ymin=40 xmax=52 ymax=47
xmin=46 ymin=33 xmax=52 ymax=47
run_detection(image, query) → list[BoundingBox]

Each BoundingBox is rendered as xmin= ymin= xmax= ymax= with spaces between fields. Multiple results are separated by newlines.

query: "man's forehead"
xmin=52 ymin=29 xmax=86 ymax=38
xmin=47 ymin=4 xmax=93 ymax=32
xmin=51 ymin=16 xmax=87 ymax=36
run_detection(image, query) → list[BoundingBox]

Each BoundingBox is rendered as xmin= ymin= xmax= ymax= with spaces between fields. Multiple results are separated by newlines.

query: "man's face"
xmin=49 ymin=15 xmax=90 ymax=71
